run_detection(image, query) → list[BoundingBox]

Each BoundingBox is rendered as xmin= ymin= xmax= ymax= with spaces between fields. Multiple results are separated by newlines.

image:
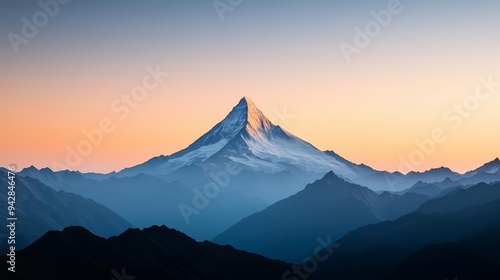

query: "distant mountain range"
xmin=0 ymin=169 xmax=132 ymax=254
xmin=310 ymin=181 xmax=500 ymax=280
xmin=0 ymin=225 xmax=294 ymax=280
xmin=391 ymin=177 xmax=465 ymax=197
xmin=4 ymin=178 xmax=499 ymax=279
xmin=213 ymin=171 xmax=430 ymax=263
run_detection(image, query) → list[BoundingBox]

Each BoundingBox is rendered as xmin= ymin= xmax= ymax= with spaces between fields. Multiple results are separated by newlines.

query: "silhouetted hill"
xmin=0 ymin=225 xmax=294 ymax=280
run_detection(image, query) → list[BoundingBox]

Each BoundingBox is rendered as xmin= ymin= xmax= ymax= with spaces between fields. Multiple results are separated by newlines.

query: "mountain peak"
xmin=324 ymin=170 xmax=342 ymax=179
xmin=431 ymin=166 xmax=452 ymax=172
xmin=171 ymin=97 xmax=274 ymax=156
xmin=209 ymin=97 xmax=273 ymax=140
xmin=239 ymin=97 xmax=272 ymax=137
xmin=23 ymin=165 xmax=39 ymax=172
xmin=306 ymin=171 xmax=348 ymax=189
xmin=238 ymin=96 xmax=256 ymax=108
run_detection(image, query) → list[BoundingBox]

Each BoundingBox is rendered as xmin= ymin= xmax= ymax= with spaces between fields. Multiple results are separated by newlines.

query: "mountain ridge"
xmin=0 ymin=225 xmax=296 ymax=280
xmin=0 ymin=169 xmax=133 ymax=254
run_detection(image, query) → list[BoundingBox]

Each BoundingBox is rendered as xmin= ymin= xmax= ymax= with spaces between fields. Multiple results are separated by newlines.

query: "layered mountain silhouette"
xmin=394 ymin=177 xmax=464 ymax=197
xmin=0 ymin=225 xmax=295 ymax=280
xmin=0 ymin=169 xmax=132 ymax=254
xmin=18 ymin=166 xmax=290 ymax=240
xmin=310 ymin=181 xmax=500 ymax=279
xmin=213 ymin=171 xmax=430 ymax=263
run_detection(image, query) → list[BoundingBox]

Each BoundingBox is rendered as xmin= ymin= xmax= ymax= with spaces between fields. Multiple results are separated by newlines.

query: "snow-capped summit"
xmin=119 ymin=97 xmax=358 ymax=177
xmin=242 ymin=97 xmax=272 ymax=137
xmin=186 ymin=97 xmax=271 ymax=149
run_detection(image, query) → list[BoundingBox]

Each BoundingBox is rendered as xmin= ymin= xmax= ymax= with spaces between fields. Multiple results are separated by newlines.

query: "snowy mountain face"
xmin=121 ymin=97 xmax=357 ymax=177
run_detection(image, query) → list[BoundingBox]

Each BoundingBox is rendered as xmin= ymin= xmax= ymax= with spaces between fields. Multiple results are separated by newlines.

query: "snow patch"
xmin=157 ymin=140 xmax=228 ymax=173
xmin=241 ymin=134 xmax=355 ymax=176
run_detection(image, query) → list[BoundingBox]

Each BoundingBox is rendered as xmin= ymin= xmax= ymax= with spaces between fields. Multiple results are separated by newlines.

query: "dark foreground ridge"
xmin=0 ymin=225 xmax=294 ymax=280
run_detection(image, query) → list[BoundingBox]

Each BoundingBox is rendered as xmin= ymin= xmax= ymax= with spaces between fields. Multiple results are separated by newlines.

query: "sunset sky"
xmin=1 ymin=0 xmax=499 ymax=174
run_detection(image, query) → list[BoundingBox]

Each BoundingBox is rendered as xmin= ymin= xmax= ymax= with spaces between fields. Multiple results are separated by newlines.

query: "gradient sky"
xmin=1 ymin=0 xmax=499 ymax=174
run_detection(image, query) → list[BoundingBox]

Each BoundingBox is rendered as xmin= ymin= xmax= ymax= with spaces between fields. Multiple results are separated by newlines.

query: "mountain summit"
xmin=120 ymin=97 xmax=357 ymax=177
xmin=186 ymin=97 xmax=273 ymax=149
xmin=240 ymin=97 xmax=273 ymax=136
